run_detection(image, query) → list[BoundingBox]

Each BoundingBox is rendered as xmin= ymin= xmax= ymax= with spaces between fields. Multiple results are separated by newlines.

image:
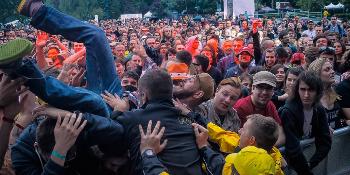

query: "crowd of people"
xmin=1 ymin=0 xmax=350 ymax=174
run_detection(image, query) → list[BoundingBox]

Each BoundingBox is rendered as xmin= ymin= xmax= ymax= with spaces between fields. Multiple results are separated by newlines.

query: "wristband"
xmin=2 ymin=116 xmax=15 ymax=124
xmin=15 ymin=123 xmax=25 ymax=130
xmin=51 ymin=150 xmax=66 ymax=160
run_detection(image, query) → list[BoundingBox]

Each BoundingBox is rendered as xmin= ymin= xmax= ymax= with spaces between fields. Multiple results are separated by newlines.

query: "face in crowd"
xmin=213 ymin=84 xmax=241 ymax=115
xmin=251 ymin=83 xmax=274 ymax=108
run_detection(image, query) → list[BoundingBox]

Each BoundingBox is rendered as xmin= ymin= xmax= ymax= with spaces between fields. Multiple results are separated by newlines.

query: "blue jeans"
xmin=19 ymin=6 xmax=122 ymax=117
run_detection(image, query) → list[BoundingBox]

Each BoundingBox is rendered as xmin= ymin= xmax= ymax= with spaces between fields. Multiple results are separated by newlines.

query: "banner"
xmin=224 ymin=0 xmax=255 ymax=17
xmin=223 ymin=0 xmax=233 ymax=19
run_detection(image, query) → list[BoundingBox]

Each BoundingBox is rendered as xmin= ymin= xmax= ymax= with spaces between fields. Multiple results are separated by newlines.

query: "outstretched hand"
xmin=101 ymin=91 xmax=129 ymax=112
xmin=173 ymin=98 xmax=191 ymax=115
xmin=139 ymin=120 xmax=168 ymax=154
xmin=54 ymin=113 xmax=87 ymax=154
xmin=33 ymin=105 xmax=72 ymax=118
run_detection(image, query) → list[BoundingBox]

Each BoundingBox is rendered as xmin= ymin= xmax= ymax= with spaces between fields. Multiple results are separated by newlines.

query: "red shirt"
xmin=233 ymin=95 xmax=282 ymax=127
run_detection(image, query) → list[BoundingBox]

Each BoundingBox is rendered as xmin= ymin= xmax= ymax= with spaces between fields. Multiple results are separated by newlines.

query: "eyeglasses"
xmin=192 ymin=63 xmax=201 ymax=66
xmin=255 ymin=84 xmax=274 ymax=92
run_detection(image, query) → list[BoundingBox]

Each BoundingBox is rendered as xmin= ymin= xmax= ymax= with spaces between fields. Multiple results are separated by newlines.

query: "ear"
xmin=249 ymin=136 xmax=257 ymax=146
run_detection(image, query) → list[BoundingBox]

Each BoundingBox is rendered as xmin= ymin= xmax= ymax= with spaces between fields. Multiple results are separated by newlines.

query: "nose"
xmin=304 ymin=90 xmax=310 ymax=98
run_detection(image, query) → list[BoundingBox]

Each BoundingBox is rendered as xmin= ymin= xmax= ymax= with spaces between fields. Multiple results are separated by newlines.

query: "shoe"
xmin=17 ymin=0 xmax=42 ymax=17
xmin=0 ymin=38 xmax=33 ymax=66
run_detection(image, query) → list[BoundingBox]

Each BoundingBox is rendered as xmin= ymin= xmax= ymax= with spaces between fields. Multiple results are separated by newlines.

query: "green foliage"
xmin=0 ymin=0 xmax=348 ymax=22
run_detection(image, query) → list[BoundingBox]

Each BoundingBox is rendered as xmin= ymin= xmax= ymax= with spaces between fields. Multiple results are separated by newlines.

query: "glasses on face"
xmin=255 ymin=84 xmax=274 ymax=92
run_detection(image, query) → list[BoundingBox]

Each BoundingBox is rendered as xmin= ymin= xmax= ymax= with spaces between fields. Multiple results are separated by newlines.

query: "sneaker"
xmin=17 ymin=0 xmax=42 ymax=17
xmin=0 ymin=38 xmax=33 ymax=66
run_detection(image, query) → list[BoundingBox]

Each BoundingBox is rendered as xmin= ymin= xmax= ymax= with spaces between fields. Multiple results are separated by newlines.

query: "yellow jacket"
xmin=207 ymin=122 xmax=284 ymax=175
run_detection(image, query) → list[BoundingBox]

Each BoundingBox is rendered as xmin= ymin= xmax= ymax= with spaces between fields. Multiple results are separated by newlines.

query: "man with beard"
xmin=234 ymin=71 xmax=285 ymax=146
xmin=225 ymin=47 xmax=254 ymax=78
xmin=172 ymin=73 xmax=215 ymax=111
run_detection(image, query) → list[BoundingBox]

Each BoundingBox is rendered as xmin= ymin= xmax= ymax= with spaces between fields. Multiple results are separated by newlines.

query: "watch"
xmin=142 ymin=149 xmax=155 ymax=158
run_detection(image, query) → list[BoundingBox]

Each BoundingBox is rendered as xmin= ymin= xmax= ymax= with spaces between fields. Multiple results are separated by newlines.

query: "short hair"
xmin=122 ymin=70 xmax=140 ymax=81
xmin=194 ymin=55 xmax=209 ymax=72
xmin=249 ymin=66 xmax=266 ymax=75
xmin=36 ymin=118 xmax=57 ymax=155
xmin=218 ymin=77 xmax=241 ymax=90
xmin=289 ymin=71 xmax=323 ymax=106
xmin=275 ymin=47 xmax=289 ymax=58
xmin=138 ymin=69 xmax=173 ymax=100
xmin=313 ymin=34 xmax=331 ymax=46
xmin=278 ymin=31 xmax=288 ymax=40
xmin=176 ymin=50 xmax=192 ymax=66
xmin=304 ymin=47 xmax=320 ymax=64
xmin=270 ymin=64 xmax=285 ymax=75
xmin=247 ymin=114 xmax=279 ymax=151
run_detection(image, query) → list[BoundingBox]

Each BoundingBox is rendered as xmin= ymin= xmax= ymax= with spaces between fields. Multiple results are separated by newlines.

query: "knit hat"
xmin=308 ymin=57 xmax=328 ymax=75
xmin=196 ymin=73 xmax=214 ymax=101
xmin=253 ymin=71 xmax=277 ymax=87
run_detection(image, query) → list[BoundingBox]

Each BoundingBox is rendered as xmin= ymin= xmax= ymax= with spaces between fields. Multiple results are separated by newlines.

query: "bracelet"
xmin=2 ymin=116 xmax=15 ymax=124
xmin=15 ymin=123 xmax=25 ymax=130
xmin=51 ymin=150 xmax=66 ymax=160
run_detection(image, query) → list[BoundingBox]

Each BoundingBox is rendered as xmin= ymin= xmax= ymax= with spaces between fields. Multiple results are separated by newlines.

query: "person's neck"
xmin=214 ymin=106 xmax=227 ymax=116
xmin=239 ymin=65 xmax=248 ymax=71
xmin=323 ymin=83 xmax=332 ymax=91
xmin=303 ymin=105 xmax=313 ymax=110
xmin=251 ymin=96 xmax=265 ymax=110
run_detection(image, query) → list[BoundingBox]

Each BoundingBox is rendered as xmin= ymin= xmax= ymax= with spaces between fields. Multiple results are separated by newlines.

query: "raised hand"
xmin=101 ymin=91 xmax=129 ymax=112
xmin=139 ymin=120 xmax=168 ymax=154
xmin=0 ymin=73 xmax=26 ymax=107
xmin=69 ymin=67 xmax=86 ymax=87
xmin=173 ymin=98 xmax=191 ymax=115
xmin=53 ymin=113 xmax=87 ymax=154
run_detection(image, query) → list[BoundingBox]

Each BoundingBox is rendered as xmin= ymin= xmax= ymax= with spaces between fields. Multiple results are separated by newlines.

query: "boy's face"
xmin=238 ymin=119 xmax=254 ymax=149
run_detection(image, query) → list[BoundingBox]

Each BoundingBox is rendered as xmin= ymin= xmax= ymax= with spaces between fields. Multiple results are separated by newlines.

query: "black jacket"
xmin=11 ymin=114 xmax=124 ymax=175
xmin=116 ymin=99 xmax=203 ymax=175
xmin=279 ymin=101 xmax=331 ymax=175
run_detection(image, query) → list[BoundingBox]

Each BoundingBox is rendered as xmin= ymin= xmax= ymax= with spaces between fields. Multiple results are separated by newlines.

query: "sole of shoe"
xmin=0 ymin=39 xmax=33 ymax=65
xmin=17 ymin=0 xmax=30 ymax=16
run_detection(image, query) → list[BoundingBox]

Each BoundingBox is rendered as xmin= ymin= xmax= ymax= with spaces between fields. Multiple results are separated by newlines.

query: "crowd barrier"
xmin=280 ymin=126 xmax=350 ymax=175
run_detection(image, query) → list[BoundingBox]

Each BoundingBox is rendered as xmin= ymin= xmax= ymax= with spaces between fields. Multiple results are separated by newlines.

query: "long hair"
xmin=288 ymin=71 xmax=323 ymax=107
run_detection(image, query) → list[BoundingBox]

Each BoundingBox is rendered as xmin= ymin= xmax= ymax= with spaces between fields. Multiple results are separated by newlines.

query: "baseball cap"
xmin=226 ymin=146 xmax=276 ymax=175
xmin=253 ymin=71 xmax=277 ymax=87
xmin=167 ymin=62 xmax=190 ymax=80
xmin=196 ymin=73 xmax=215 ymax=101
xmin=308 ymin=20 xmax=314 ymax=24
xmin=237 ymin=46 xmax=254 ymax=57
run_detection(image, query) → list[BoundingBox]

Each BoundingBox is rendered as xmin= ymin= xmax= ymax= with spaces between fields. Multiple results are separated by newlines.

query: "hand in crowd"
xmin=139 ymin=120 xmax=167 ymax=154
xmin=52 ymin=113 xmax=87 ymax=166
xmin=173 ymin=99 xmax=191 ymax=115
xmin=35 ymin=39 xmax=47 ymax=48
xmin=69 ymin=67 xmax=86 ymax=87
xmin=133 ymin=44 xmax=148 ymax=59
xmin=57 ymin=63 xmax=75 ymax=84
xmin=33 ymin=105 xmax=72 ymax=118
xmin=192 ymin=123 xmax=209 ymax=149
xmin=102 ymin=91 xmax=129 ymax=112
xmin=0 ymin=73 xmax=26 ymax=107
xmin=341 ymin=71 xmax=350 ymax=80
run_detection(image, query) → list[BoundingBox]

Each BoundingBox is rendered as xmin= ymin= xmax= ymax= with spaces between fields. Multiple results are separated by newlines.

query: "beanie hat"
xmin=308 ymin=57 xmax=328 ymax=75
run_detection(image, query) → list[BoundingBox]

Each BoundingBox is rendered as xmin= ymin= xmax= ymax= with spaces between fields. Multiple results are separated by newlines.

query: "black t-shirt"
xmin=207 ymin=66 xmax=223 ymax=86
xmin=335 ymin=79 xmax=350 ymax=128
